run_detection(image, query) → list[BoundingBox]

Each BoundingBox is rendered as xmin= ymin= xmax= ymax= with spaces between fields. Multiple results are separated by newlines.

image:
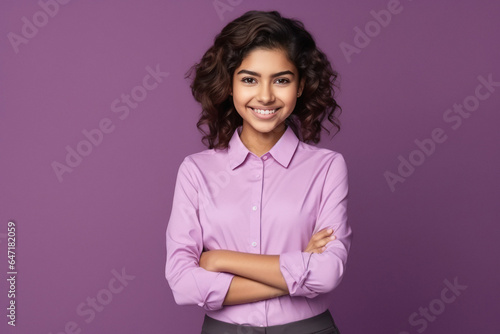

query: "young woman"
xmin=165 ymin=10 xmax=352 ymax=334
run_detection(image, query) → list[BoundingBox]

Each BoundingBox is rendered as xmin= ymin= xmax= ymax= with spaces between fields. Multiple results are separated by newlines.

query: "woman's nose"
xmin=257 ymin=83 xmax=275 ymax=104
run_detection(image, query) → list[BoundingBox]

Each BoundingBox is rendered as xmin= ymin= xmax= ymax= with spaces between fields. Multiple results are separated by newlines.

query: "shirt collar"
xmin=228 ymin=125 xmax=299 ymax=170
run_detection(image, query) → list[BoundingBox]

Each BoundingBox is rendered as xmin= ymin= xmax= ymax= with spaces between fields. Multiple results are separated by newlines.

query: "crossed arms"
xmin=165 ymin=154 xmax=351 ymax=311
xmin=199 ymin=228 xmax=337 ymax=306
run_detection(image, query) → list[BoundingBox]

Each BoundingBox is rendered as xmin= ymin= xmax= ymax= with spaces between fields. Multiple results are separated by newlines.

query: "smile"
xmin=251 ymin=108 xmax=279 ymax=115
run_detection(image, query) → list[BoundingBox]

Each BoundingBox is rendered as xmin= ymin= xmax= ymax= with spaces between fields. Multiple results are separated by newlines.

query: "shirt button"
xmin=252 ymin=205 xmax=257 ymax=211
xmin=252 ymin=242 xmax=257 ymax=247
xmin=262 ymin=155 xmax=268 ymax=160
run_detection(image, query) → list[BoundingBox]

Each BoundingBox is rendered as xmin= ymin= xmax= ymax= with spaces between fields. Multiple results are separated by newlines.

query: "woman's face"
xmin=231 ymin=47 xmax=304 ymax=138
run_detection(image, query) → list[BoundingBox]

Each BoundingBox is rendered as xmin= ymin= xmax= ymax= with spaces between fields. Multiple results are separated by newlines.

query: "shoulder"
xmin=295 ymin=143 xmax=348 ymax=192
xmin=296 ymin=141 xmax=346 ymax=167
xmin=179 ymin=147 xmax=229 ymax=172
xmin=295 ymin=142 xmax=348 ymax=182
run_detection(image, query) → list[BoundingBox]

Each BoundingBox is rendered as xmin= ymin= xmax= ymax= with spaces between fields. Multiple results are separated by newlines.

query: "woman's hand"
xmin=303 ymin=228 xmax=336 ymax=254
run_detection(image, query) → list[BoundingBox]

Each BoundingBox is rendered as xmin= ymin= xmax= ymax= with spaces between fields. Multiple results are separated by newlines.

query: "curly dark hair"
xmin=186 ymin=10 xmax=342 ymax=150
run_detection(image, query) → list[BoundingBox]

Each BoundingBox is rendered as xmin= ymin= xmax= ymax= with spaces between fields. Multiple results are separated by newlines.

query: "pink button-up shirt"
xmin=165 ymin=125 xmax=352 ymax=327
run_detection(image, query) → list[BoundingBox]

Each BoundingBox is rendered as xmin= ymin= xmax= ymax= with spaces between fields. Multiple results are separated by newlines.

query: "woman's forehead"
xmin=236 ymin=48 xmax=297 ymax=74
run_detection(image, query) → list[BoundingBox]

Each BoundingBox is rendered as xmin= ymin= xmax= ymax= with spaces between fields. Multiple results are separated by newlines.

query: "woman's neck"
xmin=239 ymin=124 xmax=286 ymax=157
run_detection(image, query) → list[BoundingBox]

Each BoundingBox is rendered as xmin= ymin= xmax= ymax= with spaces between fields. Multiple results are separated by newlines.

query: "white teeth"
xmin=253 ymin=108 xmax=277 ymax=115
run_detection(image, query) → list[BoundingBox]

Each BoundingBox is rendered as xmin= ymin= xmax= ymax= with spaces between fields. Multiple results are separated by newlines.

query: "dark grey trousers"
xmin=201 ymin=309 xmax=340 ymax=334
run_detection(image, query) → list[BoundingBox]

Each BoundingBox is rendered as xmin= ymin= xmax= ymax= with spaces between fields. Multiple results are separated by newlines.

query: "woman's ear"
xmin=298 ymin=77 xmax=305 ymax=97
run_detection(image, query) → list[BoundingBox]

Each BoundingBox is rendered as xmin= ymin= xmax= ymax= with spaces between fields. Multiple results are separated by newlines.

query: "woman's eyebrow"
xmin=236 ymin=69 xmax=295 ymax=77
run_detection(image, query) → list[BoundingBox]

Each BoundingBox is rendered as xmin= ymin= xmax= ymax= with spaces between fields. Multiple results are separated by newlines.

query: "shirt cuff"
xmin=194 ymin=270 xmax=235 ymax=311
xmin=279 ymin=250 xmax=318 ymax=298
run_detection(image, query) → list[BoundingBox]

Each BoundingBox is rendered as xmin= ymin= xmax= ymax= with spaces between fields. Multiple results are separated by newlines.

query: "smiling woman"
xmin=230 ymin=48 xmax=304 ymax=156
xmin=165 ymin=10 xmax=351 ymax=334
xmin=187 ymin=10 xmax=342 ymax=152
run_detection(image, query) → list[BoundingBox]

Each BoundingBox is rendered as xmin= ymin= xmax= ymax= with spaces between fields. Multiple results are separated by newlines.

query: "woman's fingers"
xmin=304 ymin=228 xmax=336 ymax=253
xmin=317 ymin=228 xmax=334 ymax=243
xmin=312 ymin=228 xmax=332 ymax=241
xmin=312 ymin=228 xmax=336 ymax=253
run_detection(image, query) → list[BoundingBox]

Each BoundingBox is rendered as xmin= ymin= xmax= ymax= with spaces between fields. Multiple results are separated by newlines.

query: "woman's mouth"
xmin=250 ymin=107 xmax=280 ymax=119
xmin=252 ymin=108 xmax=278 ymax=115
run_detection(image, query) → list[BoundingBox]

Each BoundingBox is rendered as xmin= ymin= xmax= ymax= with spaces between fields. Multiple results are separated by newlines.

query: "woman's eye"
xmin=275 ymin=78 xmax=290 ymax=85
xmin=241 ymin=77 xmax=290 ymax=84
xmin=242 ymin=77 xmax=256 ymax=84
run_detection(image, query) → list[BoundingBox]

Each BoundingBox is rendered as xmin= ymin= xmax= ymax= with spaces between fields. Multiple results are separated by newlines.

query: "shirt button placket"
xmin=248 ymin=154 xmax=267 ymax=326
xmin=261 ymin=154 xmax=270 ymax=327
xmin=250 ymin=155 xmax=263 ymax=254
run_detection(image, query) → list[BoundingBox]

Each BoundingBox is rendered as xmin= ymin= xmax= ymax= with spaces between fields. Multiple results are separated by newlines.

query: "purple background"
xmin=1 ymin=0 xmax=499 ymax=333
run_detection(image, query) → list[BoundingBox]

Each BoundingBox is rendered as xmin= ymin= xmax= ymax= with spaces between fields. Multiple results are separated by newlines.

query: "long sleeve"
xmin=279 ymin=153 xmax=353 ymax=298
xmin=165 ymin=157 xmax=235 ymax=311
